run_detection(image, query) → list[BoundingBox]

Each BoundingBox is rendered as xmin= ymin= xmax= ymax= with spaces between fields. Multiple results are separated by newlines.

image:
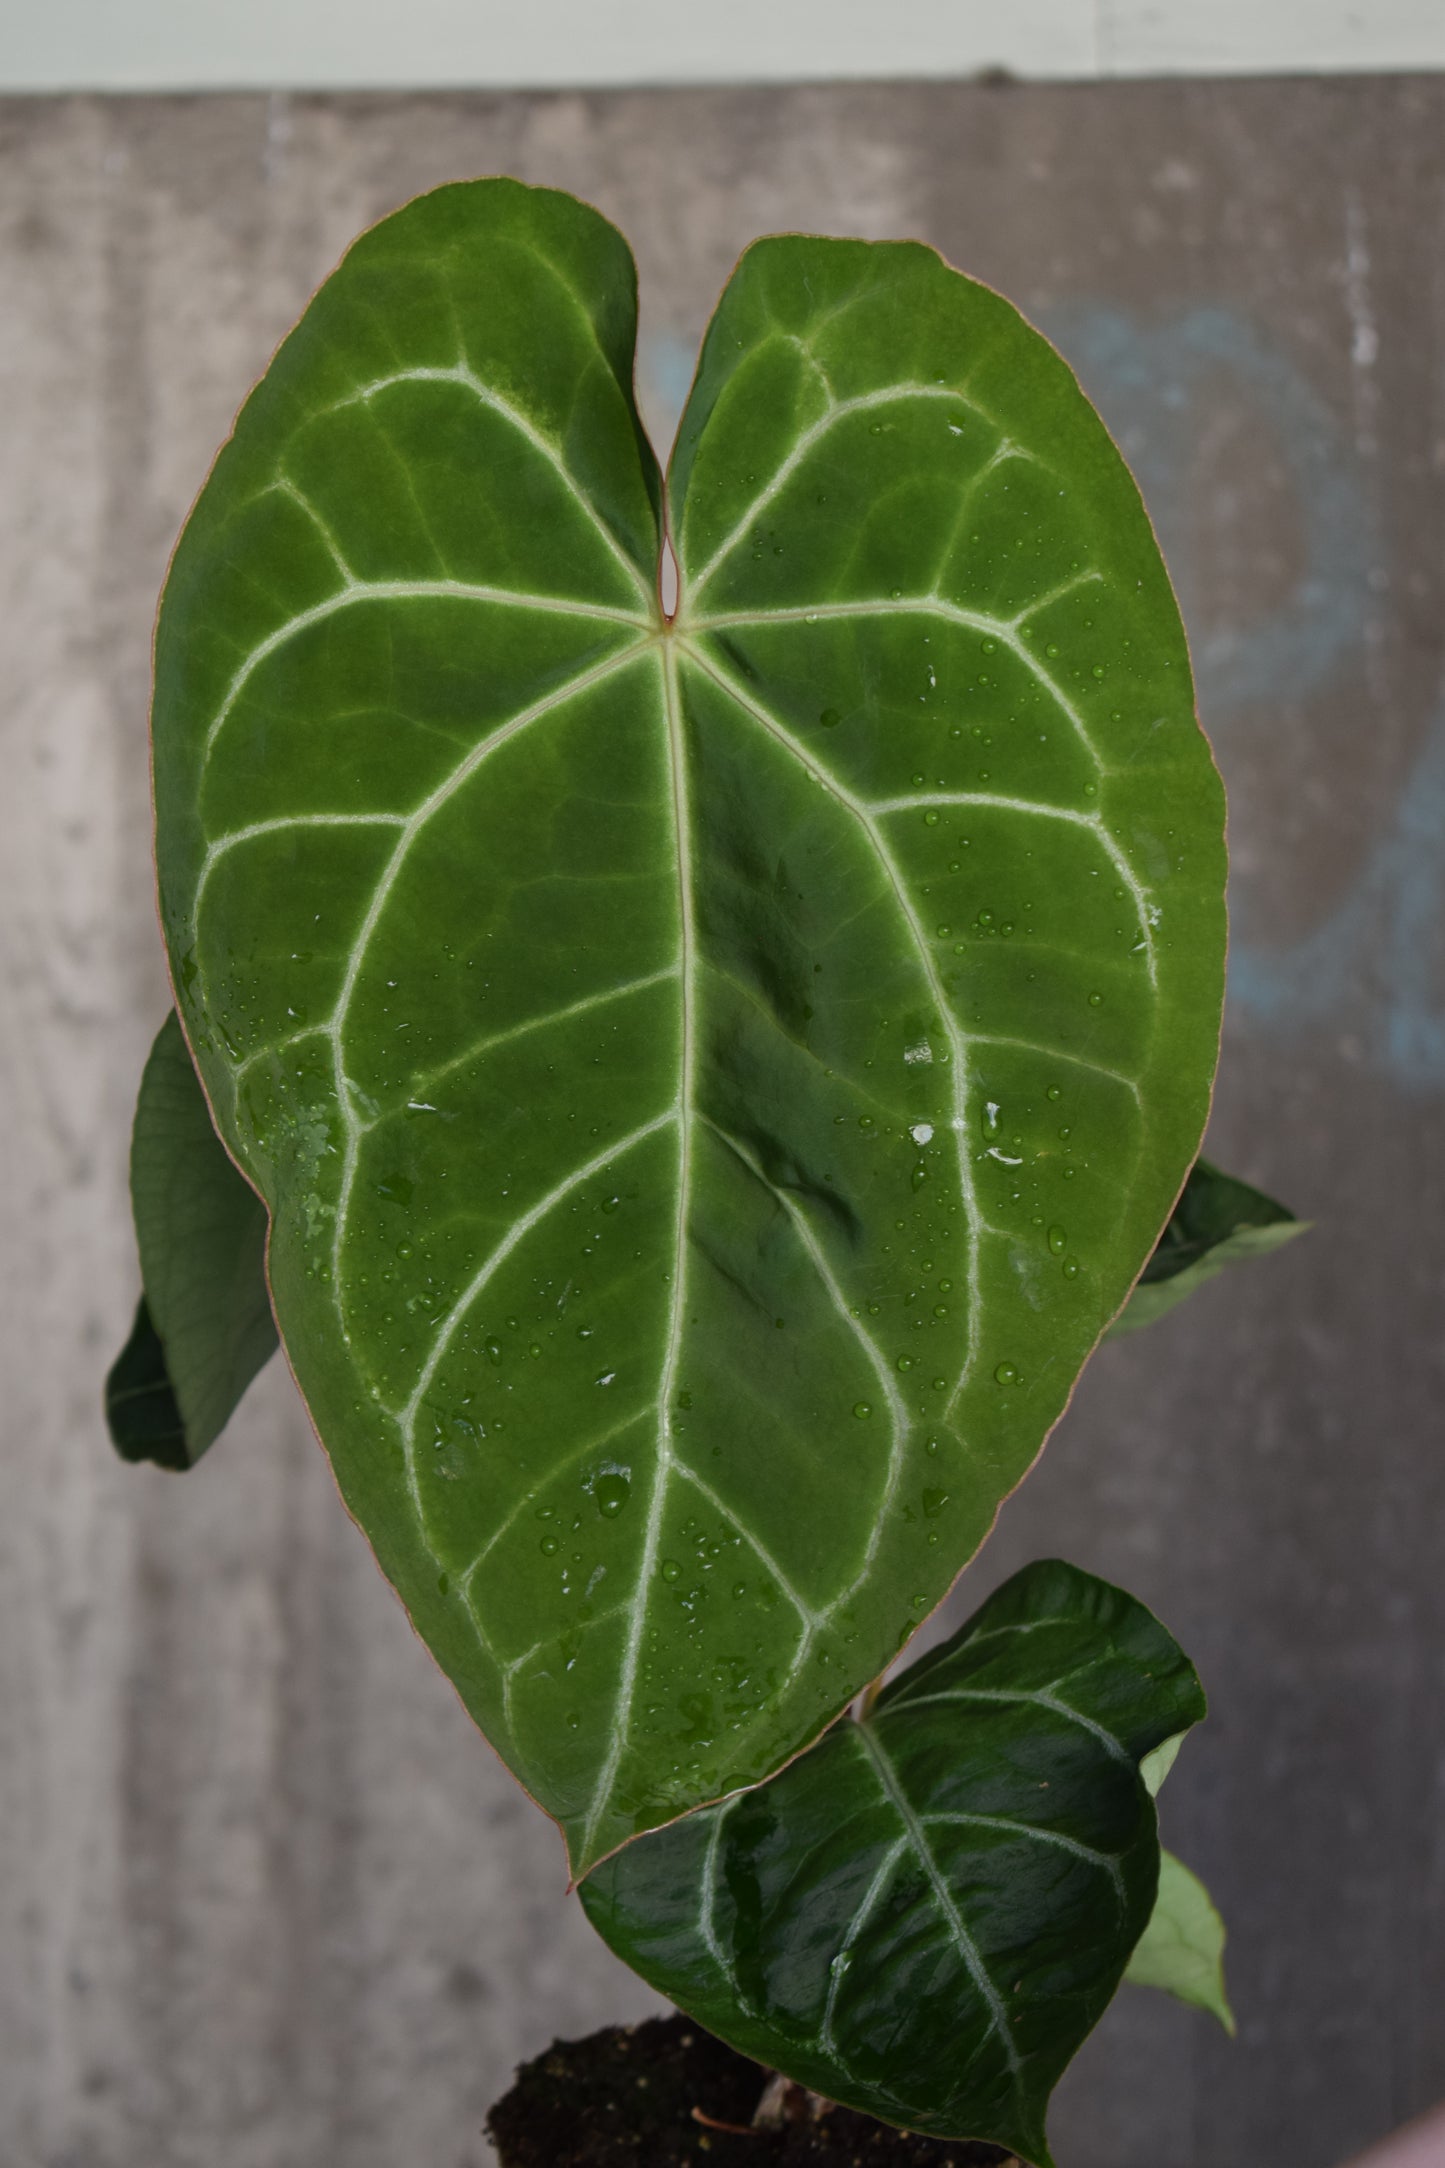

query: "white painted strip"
xmin=0 ymin=1 xmax=1093 ymax=92
xmin=1100 ymin=0 xmax=1445 ymax=78
xmin=3 ymin=0 xmax=1442 ymax=93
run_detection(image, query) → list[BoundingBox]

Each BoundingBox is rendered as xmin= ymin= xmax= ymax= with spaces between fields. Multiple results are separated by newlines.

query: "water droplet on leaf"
xmin=594 ymin=1471 xmax=630 ymax=1518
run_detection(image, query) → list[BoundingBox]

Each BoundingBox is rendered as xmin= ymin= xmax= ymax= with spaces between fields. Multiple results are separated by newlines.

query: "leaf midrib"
xmin=576 ymin=641 xmax=695 ymax=1863
xmin=854 ymin=1717 xmax=1022 ymax=2079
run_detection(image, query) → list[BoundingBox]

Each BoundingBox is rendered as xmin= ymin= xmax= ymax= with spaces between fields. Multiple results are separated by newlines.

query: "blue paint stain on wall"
xmin=1045 ymin=302 xmax=1443 ymax=1089
xmin=1226 ymin=703 xmax=1445 ymax=1089
xmin=1043 ymin=304 xmax=1374 ymax=713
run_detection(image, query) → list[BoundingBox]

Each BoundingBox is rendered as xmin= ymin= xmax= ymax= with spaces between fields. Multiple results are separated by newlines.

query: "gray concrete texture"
xmin=0 ymin=73 xmax=1441 ymax=2168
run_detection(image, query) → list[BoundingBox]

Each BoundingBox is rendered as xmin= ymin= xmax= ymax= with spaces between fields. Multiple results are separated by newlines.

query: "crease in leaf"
xmin=148 ymin=178 xmax=1227 ymax=1875
xmin=1112 ymin=1155 xmax=1306 ymax=1335
xmin=579 ymin=1558 xmax=1206 ymax=2165
xmin=106 ymin=1012 xmax=277 ymax=1468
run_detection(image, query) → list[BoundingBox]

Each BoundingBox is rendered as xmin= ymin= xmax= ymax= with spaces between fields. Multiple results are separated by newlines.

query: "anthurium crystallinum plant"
xmin=107 ymin=179 xmax=1305 ymax=2165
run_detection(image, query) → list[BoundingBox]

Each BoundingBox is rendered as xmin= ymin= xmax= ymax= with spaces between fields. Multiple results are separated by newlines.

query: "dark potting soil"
xmin=485 ymin=2013 xmax=1015 ymax=2168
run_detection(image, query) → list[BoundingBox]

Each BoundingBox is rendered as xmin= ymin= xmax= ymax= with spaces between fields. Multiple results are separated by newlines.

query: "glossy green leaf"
xmin=151 ymin=178 xmax=1226 ymax=1874
xmin=1111 ymin=1156 xmax=1305 ymax=1336
xmin=1124 ymin=1848 xmax=1235 ymax=2035
xmin=580 ymin=1559 xmax=1205 ymax=2164
xmin=106 ymin=1012 xmax=277 ymax=1468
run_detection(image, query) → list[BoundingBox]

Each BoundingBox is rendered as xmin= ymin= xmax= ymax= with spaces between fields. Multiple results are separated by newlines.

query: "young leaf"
xmin=1139 ymin=1729 xmax=1186 ymax=1797
xmin=1110 ymin=1156 xmax=1306 ymax=1335
xmin=1124 ymin=1848 xmax=1236 ymax=2035
xmin=580 ymin=1560 xmax=1205 ymax=2166
xmin=106 ymin=1012 xmax=277 ymax=1467
xmin=150 ymin=179 xmax=1226 ymax=1873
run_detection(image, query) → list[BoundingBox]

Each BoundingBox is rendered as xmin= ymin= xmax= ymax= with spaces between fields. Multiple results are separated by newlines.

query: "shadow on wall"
xmin=642 ymin=294 xmax=1444 ymax=1093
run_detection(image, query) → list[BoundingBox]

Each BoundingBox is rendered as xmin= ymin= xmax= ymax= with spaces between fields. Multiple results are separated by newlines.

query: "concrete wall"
xmin=0 ymin=76 xmax=1441 ymax=2168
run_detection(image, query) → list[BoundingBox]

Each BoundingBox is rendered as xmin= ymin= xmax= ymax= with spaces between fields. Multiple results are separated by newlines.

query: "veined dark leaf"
xmin=580 ymin=1559 xmax=1205 ymax=2165
xmin=151 ymin=179 xmax=1226 ymax=1874
xmin=1124 ymin=1847 xmax=1235 ymax=2034
xmin=1111 ymin=1156 xmax=1305 ymax=1336
xmin=106 ymin=1012 xmax=277 ymax=1468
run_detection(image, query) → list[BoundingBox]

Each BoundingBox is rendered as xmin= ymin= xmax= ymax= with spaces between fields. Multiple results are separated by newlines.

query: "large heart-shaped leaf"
xmin=151 ymin=179 xmax=1226 ymax=1873
xmin=580 ymin=1560 xmax=1205 ymax=2165
xmin=105 ymin=1011 xmax=277 ymax=1468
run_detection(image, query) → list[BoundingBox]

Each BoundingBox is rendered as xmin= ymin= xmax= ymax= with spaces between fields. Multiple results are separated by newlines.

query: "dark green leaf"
xmin=151 ymin=179 xmax=1226 ymax=1873
xmin=106 ymin=1012 xmax=277 ymax=1467
xmin=580 ymin=1559 xmax=1205 ymax=2164
xmin=105 ymin=1295 xmax=191 ymax=1470
xmin=1124 ymin=1848 xmax=1235 ymax=2035
xmin=1111 ymin=1156 xmax=1305 ymax=1335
